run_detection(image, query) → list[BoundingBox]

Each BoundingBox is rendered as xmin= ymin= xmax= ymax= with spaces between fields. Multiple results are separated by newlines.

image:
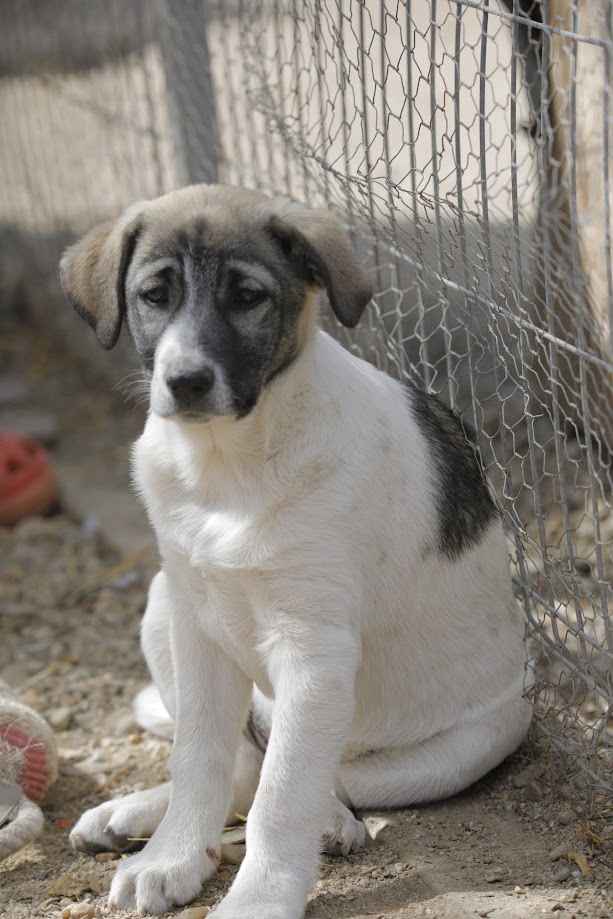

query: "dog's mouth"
xmin=172 ymin=410 xmax=217 ymax=424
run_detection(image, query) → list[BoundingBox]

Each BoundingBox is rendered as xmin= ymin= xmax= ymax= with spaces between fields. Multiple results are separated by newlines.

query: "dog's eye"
xmin=235 ymin=287 xmax=266 ymax=309
xmin=141 ymin=287 xmax=168 ymax=307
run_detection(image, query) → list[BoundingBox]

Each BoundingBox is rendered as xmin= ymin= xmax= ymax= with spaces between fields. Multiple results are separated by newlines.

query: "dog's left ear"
xmin=59 ymin=204 xmax=143 ymax=349
xmin=268 ymin=201 xmax=372 ymax=328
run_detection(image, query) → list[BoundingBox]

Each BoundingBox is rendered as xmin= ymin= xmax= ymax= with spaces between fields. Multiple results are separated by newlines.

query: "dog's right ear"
xmin=60 ymin=206 xmax=143 ymax=350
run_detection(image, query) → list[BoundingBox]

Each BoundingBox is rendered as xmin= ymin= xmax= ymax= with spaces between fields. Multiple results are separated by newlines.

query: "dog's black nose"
xmin=166 ymin=369 xmax=215 ymax=406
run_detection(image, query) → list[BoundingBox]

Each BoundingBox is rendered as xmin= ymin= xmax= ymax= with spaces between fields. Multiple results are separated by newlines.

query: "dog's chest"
xmin=139 ymin=454 xmax=299 ymax=687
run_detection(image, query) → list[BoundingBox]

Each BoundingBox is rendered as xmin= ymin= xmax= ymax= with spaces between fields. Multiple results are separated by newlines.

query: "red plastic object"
xmin=0 ymin=432 xmax=57 ymax=525
xmin=0 ymin=724 xmax=51 ymax=805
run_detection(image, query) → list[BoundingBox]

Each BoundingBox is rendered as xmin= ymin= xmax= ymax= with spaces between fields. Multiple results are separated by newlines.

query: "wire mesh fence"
xmin=1 ymin=0 xmax=612 ymax=817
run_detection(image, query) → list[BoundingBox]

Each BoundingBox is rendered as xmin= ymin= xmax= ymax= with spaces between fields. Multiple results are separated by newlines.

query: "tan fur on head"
xmin=59 ymin=203 xmax=144 ymax=349
xmin=60 ymin=186 xmax=372 ymax=353
xmin=268 ymin=197 xmax=372 ymax=328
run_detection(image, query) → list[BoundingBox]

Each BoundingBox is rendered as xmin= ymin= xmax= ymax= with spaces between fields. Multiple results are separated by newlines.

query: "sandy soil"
xmin=1 ymin=314 xmax=612 ymax=919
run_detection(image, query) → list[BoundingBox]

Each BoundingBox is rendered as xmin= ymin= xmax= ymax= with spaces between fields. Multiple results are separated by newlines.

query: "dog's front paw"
xmin=211 ymin=896 xmax=293 ymax=919
xmin=70 ymin=784 xmax=170 ymax=854
xmin=210 ymin=869 xmax=305 ymax=919
xmin=108 ymin=840 xmax=217 ymax=914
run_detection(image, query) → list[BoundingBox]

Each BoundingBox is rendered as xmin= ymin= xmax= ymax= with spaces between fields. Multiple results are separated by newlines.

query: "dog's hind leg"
xmin=137 ymin=571 xmax=176 ymax=734
xmin=322 ymin=793 xmax=366 ymax=856
xmin=338 ymin=695 xmax=532 ymax=809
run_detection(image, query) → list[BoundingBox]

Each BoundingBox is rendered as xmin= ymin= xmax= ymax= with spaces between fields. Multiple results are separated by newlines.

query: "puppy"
xmin=61 ymin=184 xmax=531 ymax=918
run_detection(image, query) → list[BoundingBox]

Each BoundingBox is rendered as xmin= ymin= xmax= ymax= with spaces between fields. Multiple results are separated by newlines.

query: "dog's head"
xmin=60 ymin=185 xmax=372 ymax=422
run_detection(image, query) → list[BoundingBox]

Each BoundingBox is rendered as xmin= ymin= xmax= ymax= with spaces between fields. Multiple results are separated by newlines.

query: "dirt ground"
xmin=1 ymin=313 xmax=612 ymax=919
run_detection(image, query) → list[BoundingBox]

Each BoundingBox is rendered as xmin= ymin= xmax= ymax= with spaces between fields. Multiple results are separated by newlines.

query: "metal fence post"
xmin=156 ymin=0 xmax=218 ymax=186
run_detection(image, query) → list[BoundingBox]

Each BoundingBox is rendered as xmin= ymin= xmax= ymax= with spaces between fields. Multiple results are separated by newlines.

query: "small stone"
xmin=85 ymin=874 xmax=104 ymax=895
xmin=557 ymin=810 xmax=574 ymax=826
xmin=363 ymin=816 xmax=391 ymax=840
xmin=571 ymin=868 xmax=582 ymax=878
xmin=50 ymin=875 xmax=87 ymax=898
xmin=94 ymin=852 xmax=119 ymax=862
xmin=485 ymin=868 xmax=506 ymax=883
xmin=176 ymin=908 xmax=210 ymax=919
xmin=221 ymin=826 xmax=246 ymax=845
xmin=220 ymin=843 xmax=244 ymax=865
xmin=111 ymin=711 xmax=138 ymax=736
xmin=553 ymin=866 xmax=571 ymax=882
xmin=61 ymin=903 xmax=96 ymax=919
xmin=48 ymin=706 xmax=73 ymax=731
xmin=512 ymin=763 xmax=545 ymax=788
xmin=549 ymin=843 xmax=572 ymax=861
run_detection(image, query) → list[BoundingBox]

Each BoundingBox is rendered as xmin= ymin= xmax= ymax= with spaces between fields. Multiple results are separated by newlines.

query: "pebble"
xmin=48 ymin=706 xmax=73 ymax=731
xmin=512 ymin=763 xmax=545 ymax=788
xmin=221 ymin=826 xmax=246 ymax=846
xmin=557 ymin=810 xmax=574 ymax=826
xmin=553 ymin=866 xmax=571 ymax=882
xmin=485 ymin=868 xmax=506 ymax=883
xmin=176 ymin=907 xmax=210 ymax=919
xmin=220 ymin=843 xmax=244 ymax=865
xmin=549 ymin=842 xmax=572 ymax=861
xmin=94 ymin=852 xmax=119 ymax=862
xmin=61 ymin=903 xmax=96 ymax=919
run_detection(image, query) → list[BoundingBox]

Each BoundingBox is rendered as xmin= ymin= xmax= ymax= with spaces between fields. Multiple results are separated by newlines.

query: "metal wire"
xmin=1 ymin=0 xmax=612 ymax=815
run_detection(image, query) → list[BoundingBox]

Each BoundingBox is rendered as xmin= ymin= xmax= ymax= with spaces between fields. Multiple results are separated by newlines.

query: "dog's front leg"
xmin=109 ymin=592 xmax=252 ymax=915
xmin=213 ymin=623 xmax=360 ymax=919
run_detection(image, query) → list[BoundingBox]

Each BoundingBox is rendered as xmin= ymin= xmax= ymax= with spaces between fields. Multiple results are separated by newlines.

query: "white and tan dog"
xmin=61 ymin=184 xmax=531 ymax=918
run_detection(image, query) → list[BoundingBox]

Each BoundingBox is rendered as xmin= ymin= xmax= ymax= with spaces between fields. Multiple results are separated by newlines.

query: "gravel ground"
xmin=1 ymin=314 xmax=612 ymax=919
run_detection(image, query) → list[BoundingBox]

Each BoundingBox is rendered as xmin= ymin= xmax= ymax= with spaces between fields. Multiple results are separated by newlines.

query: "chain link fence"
xmin=1 ymin=0 xmax=612 ymax=817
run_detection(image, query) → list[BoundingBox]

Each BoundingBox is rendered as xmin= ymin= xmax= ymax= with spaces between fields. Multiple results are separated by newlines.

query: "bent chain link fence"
xmin=1 ymin=1 xmax=612 ymax=818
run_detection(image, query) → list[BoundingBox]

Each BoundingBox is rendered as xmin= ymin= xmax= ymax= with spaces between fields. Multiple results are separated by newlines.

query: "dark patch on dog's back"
xmin=402 ymin=383 xmax=498 ymax=559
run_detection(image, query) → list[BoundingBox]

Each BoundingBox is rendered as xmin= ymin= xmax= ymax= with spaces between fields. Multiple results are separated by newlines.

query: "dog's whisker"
xmin=114 ymin=371 xmax=151 ymax=393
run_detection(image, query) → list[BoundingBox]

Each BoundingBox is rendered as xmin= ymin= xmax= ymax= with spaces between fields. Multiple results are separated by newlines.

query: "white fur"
xmin=72 ymin=329 xmax=531 ymax=917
